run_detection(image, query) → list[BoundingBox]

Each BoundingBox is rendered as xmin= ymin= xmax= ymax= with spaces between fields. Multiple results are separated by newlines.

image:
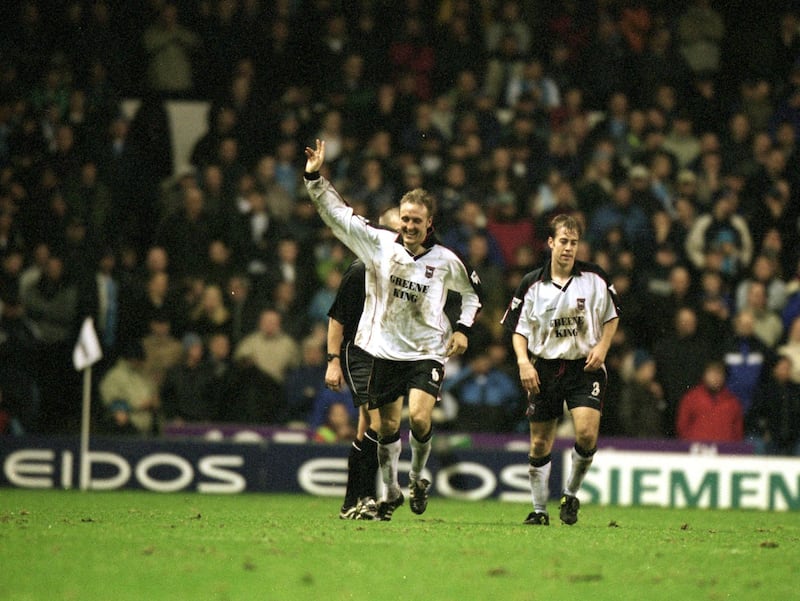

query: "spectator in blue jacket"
xmin=444 ymin=342 xmax=521 ymax=433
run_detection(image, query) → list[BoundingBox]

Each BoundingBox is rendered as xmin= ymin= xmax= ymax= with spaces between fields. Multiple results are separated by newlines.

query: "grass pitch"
xmin=1 ymin=489 xmax=798 ymax=601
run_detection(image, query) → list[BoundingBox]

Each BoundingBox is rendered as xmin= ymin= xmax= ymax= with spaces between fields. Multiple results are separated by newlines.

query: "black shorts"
xmin=342 ymin=342 xmax=374 ymax=407
xmin=342 ymin=343 xmax=444 ymax=409
xmin=526 ymin=358 xmax=606 ymax=422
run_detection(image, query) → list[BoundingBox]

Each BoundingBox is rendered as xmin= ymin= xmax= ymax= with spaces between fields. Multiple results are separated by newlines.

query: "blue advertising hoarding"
xmin=3 ymin=435 xmax=797 ymax=510
xmin=0 ymin=436 xmax=560 ymax=501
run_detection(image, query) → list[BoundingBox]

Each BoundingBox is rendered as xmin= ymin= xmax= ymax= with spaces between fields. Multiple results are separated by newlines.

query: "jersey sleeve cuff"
xmin=304 ymin=170 xmax=321 ymax=181
xmin=455 ymin=323 xmax=471 ymax=336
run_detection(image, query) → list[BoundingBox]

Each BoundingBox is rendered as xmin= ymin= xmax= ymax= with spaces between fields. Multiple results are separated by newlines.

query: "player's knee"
xmin=530 ymin=438 xmax=550 ymax=457
xmin=407 ymin=406 xmax=430 ymax=431
xmin=574 ymin=428 xmax=598 ymax=450
xmin=379 ymin=416 xmax=400 ymax=437
xmin=408 ymin=402 xmax=431 ymax=429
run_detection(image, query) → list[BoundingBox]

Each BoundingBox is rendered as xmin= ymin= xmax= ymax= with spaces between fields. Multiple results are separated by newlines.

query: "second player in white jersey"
xmin=503 ymin=260 xmax=619 ymax=361
xmin=502 ymin=213 xmax=619 ymax=527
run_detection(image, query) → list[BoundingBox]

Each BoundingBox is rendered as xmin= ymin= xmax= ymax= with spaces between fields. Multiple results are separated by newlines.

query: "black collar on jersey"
xmin=540 ymin=258 xmax=584 ymax=282
xmin=395 ymin=227 xmax=437 ymax=258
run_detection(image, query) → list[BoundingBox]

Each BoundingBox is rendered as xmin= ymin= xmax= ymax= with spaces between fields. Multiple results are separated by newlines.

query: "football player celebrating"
xmin=305 ymin=139 xmax=482 ymax=520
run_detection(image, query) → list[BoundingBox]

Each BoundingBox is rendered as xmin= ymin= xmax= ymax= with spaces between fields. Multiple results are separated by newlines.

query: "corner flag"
xmin=73 ymin=317 xmax=103 ymax=371
xmin=73 ymin=316 xmax=103 ymax=491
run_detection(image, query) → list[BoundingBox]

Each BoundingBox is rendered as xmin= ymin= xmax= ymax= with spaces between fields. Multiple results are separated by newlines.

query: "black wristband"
xmin=304 ymin=170 xmax=321 ymax=181
xmin=455 ymin=322 xmax=471 ymax=336
xmin=326 ymin=353 xmax=340 ymax=362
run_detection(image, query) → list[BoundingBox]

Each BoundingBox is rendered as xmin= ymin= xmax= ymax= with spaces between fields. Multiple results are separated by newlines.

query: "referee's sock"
xmin=377 ymin=431 xmax=402 ymax=500
xmin=564 ymin=443 xmax=596 ymax=497
xmin=342 ymin=439 xmax=362 ymax=509
xmin=357 ymin=428 xmax=379 ymax=500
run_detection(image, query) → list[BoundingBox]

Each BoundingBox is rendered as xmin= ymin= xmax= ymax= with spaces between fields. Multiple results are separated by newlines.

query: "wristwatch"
xmin=326 ymin=353 xmax=340 ymax=362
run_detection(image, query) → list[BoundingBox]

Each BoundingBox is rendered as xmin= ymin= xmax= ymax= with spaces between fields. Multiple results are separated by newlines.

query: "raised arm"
xmin=304 ymin=139 xmax=385 ymax=263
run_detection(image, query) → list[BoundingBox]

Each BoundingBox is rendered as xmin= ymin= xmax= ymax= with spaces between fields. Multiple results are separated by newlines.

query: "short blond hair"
xmin=399 ymin=188 xmax=436 ymax=220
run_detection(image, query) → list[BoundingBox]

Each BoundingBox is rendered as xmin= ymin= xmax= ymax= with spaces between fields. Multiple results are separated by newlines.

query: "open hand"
xmin=304 ymin=138 xmax=326 ymax=172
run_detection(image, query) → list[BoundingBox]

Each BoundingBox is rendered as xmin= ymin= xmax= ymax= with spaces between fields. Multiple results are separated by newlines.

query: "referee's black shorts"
xmin=342 ymin=342 xmax=373 ymax=407
xmin=526 ymin=358 xmax=606 ymax=422
xmin=342 ymin=342 xmax=444 ymax=409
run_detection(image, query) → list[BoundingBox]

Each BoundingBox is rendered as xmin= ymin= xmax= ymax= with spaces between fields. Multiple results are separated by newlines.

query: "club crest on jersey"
xmin=577 ymin=298 xmax=586 ymax=311
xmin=425 ymin=265 xmax=436 ymax=278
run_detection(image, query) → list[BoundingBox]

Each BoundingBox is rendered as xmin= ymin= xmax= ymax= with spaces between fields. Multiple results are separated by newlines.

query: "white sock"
xmin=409 ymin=430 xmax=432 ymax=483
xmin=377 ymin=437 xmax=402 ymax=500
xmin=564 ymin=445 xmax=595 ymax=496
xmin=528 ymin=458 xmax=551 ymax=514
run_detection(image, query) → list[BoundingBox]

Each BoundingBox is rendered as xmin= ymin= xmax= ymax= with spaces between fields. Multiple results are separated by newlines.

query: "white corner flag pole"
xmin=79 ymin=365 xmax=93 ymax=491
xmin=73 ymin=317 xmax=103 ymax=492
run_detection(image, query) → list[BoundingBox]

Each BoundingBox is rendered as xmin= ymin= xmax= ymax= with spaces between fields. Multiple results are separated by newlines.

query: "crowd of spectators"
xmin=1 ymin=0 xmax=800 ymax=454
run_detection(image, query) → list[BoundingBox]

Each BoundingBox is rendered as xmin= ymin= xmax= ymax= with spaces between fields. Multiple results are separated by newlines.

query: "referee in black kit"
xmin=326 ymin=208 xmax=402 ymax=520
xmin=502 ymin=214 xmax=620 ymax=526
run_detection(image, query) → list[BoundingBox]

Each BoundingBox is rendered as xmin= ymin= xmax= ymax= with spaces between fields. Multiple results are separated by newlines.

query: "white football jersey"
xmin=306 ymin=176 xmax=482 ymax=362
xmin=502 ymin=260 xmax=620 ymax=360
